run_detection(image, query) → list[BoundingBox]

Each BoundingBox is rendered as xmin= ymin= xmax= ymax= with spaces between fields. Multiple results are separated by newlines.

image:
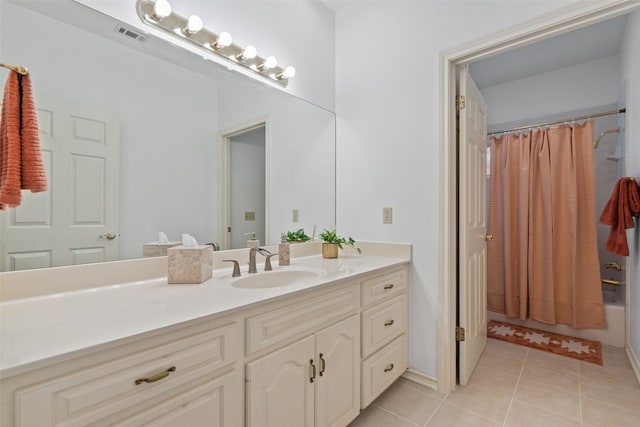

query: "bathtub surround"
xmin=487 ymin=121 xmax=605 ymax=329
xmin=487 ymin=320 xmax=603 ymax=365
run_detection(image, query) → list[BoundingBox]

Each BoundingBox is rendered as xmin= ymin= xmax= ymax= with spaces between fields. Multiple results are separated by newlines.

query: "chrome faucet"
xmin=249 ymin=247 xmax=272 ymax=274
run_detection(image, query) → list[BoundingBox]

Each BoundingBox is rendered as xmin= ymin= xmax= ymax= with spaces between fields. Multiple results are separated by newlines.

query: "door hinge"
xmin=456 ymin=326 xmax=465 ymax=342
xmin=456 ymin=95 xmax=466 ymax=111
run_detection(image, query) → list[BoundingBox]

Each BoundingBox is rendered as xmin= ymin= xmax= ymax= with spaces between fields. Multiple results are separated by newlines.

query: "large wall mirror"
xmin=0 ymin=0 xmax=336 ymax=272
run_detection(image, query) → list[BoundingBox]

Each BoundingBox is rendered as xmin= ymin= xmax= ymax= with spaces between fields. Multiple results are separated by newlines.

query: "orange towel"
xmin=599 ymin=177 xmax=640 ymax=256
xmin=0 ymin=71 xmax=47 ymax=209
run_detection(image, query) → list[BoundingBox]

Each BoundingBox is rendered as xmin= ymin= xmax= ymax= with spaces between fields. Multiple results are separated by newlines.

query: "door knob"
xmin=483 ymin=234 xmax=493 ymax=241
xmin=99 ymin=232 xmax=117 ymax=240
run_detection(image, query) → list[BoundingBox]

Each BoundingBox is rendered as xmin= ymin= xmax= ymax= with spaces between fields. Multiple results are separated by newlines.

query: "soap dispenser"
xmin=245 ymin=232 xmax=259 ymax=249
xmin=278 ymin=233 xmax=290 ymax=266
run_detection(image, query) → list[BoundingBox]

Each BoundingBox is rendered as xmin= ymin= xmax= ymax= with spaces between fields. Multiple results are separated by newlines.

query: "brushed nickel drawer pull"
xmin=383 ymin=284 xmax=394 ymax=290
xmin=310 ymin=359 xmax=317 ymax=383
xmin=384 ymin=363 xmax=394 ymax=373
xmin=384 ymin=320 xmax=395 ymax=327
xmin=135 ymin=366 xmax=176 ymax=385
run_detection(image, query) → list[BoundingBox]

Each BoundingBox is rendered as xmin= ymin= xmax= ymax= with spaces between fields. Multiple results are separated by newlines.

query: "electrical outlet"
xmin=292 ymin=209 xmax=299 ymax=223
xmin=383 ymin=207 xmax=392 ymax=224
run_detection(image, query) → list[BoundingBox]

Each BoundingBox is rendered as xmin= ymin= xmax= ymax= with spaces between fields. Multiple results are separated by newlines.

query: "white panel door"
xmin=246 ymin=335 xmax=315 ymax=427
xmin=315 ymin=315 xmax=360 ymax=427
xmin=0 ymin=96 xmax=119 ymax=271
xmin=458 ymin=66 xmax=488 ymax=385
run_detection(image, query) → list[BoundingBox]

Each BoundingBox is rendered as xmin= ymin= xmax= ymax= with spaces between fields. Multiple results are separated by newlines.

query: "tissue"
xmin=158 ymin=232 xmax=169 ymax=243
xmin=181 ymin=234 xmax=199 ymax=247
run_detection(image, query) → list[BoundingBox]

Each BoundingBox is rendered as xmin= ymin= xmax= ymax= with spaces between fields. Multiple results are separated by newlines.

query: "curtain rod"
xmin=487 ymin=108 xmax=626 ymax=136
xmin=0 ymin=63 xmax=28 ymax=75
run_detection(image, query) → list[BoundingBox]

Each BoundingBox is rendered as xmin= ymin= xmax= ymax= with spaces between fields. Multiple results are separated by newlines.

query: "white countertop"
xmin=0 ymin=250 xmax=410 ymax=379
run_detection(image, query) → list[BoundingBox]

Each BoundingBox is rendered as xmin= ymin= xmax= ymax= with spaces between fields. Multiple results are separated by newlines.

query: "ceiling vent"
xmin=114 ymin=24 xmax=146 ymax=42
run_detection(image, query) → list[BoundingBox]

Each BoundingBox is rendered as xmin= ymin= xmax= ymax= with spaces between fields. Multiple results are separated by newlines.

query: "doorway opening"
xmin=219 ymin=122 xmax=268 ymax=250
xmin=438 ymin=1 xmax=640 ymax=393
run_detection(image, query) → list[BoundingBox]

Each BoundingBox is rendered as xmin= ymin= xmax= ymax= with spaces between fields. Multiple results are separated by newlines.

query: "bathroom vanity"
xmin=0 ymin=243 xmax=410 ymax=426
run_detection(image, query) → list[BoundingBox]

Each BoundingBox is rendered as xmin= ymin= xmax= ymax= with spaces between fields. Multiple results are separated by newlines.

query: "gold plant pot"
xmin=322 ymin=243 xmax=339 ymax=259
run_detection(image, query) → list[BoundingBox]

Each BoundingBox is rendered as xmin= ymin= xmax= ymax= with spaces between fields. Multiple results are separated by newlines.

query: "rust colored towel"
xmin=0 ymin=71 xmax=47 ymax=209
xmin=599 ymin=177 xmax=640 ymax=256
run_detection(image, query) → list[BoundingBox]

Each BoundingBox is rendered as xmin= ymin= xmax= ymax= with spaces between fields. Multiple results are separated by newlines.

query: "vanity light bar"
xmin=136 ymin=0 xmax=295 ymax=87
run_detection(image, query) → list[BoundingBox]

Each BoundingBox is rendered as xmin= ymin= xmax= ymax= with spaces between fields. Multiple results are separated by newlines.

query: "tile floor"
xmin=349 ymin=338 xmax=640 ymax=427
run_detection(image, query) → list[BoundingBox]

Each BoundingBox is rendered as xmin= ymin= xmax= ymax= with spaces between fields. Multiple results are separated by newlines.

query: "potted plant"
xmin=318 ymin=229 xmax=361 ymax=259
xmin=285 ymin=228 xmax=312 ymax=243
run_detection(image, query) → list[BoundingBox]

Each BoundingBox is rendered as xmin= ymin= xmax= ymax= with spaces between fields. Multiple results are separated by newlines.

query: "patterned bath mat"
xmin=487 ymin=320 xmax=603 ymax=365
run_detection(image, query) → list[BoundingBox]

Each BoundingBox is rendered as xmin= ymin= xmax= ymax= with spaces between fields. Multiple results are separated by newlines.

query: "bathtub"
xmin=487 ymin=303 xmax=625 ymax=347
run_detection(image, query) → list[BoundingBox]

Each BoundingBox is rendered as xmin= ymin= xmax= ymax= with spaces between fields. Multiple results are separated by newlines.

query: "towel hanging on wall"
xmin=0 ymin=69 xmax=48 ymax=209
xmin=599 ymin=177 xmax=640 ymax=256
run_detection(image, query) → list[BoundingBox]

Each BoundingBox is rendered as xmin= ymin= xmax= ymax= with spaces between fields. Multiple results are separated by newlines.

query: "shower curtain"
xmin=487 ymin=120 xmax=606 ymax=329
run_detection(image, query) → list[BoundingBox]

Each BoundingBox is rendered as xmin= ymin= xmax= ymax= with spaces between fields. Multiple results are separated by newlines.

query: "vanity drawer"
xmin=15 ymin=323 xmax=239 ymax=427
xmin=361 ymin=334 xmax=407 ymax=408
xmin=361 ymin=269 xmax=407 ymax=307
xmin=246 ymin=284 xmax=359 ymax=355
xmin=361 ymin=294 xmax=407 ymax=357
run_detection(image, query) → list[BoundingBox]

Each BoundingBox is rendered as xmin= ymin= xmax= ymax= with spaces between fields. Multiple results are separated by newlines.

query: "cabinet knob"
xmin=384 ymin=363 xmax=394 ymax=373
xmin=135 ymin=366 xmax=176 ymax=385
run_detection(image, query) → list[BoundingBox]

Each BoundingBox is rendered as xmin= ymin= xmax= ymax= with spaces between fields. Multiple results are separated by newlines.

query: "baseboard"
xmin=626 ymin=345 xmax=640 ymax=386
xmin=402 ymin=369 xmax=438 ymax=391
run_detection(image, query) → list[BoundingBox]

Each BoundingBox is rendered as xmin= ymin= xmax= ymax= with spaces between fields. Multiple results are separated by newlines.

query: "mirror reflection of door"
xmin=225 ymin=124 xmax=266 ymax=249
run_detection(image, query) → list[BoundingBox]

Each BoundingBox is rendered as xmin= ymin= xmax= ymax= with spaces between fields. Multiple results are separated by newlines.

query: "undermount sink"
xmin=231 ymin=270 xmax=318 ymax=289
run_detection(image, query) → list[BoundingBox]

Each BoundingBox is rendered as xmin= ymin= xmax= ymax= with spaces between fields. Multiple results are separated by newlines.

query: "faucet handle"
xmin=264 ymin=253 xmax=279 ymax=271
xmin=222 ymin=259 xmax=241 ymax=277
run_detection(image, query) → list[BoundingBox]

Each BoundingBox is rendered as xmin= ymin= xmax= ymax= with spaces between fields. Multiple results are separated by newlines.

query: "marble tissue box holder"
xmin=167 ymin=245 xmax=213 ymax=284
xmin=142 ymin=242 xmax=181 ymax=257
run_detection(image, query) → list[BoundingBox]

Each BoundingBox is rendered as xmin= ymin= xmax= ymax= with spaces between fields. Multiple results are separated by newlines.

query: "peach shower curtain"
xmin=487 ymin=121 xmax=606 ymax=329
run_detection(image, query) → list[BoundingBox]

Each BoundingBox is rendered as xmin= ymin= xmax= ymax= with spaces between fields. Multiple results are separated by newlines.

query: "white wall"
xmin=481 ymin=55 xmax=621 ymax=127
xmin=335 ymin=0 xmax=578 ymax=378
xmin=620 ymin=9 xmax=640 ymax=366
xmin=75 ymin=0 xmax=336 ymax=111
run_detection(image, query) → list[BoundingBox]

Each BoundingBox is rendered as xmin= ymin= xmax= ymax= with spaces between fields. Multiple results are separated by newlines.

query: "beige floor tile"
xmin=601 ymin=345 xmax=634 ymax=371
xmin=520 ymin=359 xmax=579 ymax=394
xmin=396 ymin=378 xmax=446 ymax=400
xmin=504 ymin=400 xmax=580 ymax=427
xmin=580 ymin=361 xmax=640 ymax=389
xmin=444 ymin=384 xmax=512 ymax=423
xmin=580 ymin=376 xmax=640 ymax=414
xmin=513 ymin=378 xmax=580 ymax=421
xmin=468 ymin=364 xmax=519 ymax=396
xmin=348 ymin=405 xmax=417 ymax=427
xmin=581 ymin=396 xmax=640 ymax=427
xmin=478 ymin=348 xmax=525 ymax=377
xmin=373 ymin=381 xmax=441 ymax=425
xmin=525 ymin=347 xmax=580 ymax=374
xmin=485 ymin=338 xmax=529 ymax=360
xmin=426 ymin=402 xmax=500 ymax=427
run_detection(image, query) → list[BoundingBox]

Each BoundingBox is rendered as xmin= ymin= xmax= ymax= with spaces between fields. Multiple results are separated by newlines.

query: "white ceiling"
xmin=468 ymin=14 xmax=628 ymax=89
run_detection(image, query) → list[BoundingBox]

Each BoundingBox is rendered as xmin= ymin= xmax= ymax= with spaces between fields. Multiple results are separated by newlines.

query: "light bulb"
xmin=237 ymin=45 xmax=257 ymax=61
xmin=217 ymin=32 xmax=232 ymax=48
xmin=282 ymin=66 xmax=295 ymax=78
xmin=153 ymin=0 xmax=172 ymax=19
xmin=257 ymin=55 xmax=277 ymax=71
xmin=185 ymin=15 xmax=203 ymax=34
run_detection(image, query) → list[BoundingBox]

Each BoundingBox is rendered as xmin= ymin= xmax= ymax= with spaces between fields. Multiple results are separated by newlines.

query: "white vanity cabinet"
xmin=360 ymin=268 xmax=409 ymax=407
xmin=11 ymin=322 xmax=243 ymax=427
xmin=246 ymin=315 xmax=360 ymax=427
xmin=1 ymin=258 xmax=410 ymax=427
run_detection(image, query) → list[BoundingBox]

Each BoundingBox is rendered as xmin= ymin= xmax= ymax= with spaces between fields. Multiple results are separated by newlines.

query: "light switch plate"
xmin=245 ymin=211 xmax=256 ymax=221
xmin=383 ymin=207 xmax=392 ymax=224
xmin=292 ymin=209 xmax=299 ymax=223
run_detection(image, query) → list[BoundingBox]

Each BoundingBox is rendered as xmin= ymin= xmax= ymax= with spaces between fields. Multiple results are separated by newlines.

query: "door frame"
xmin=218 ymin=118 xmax=269 ymax=250
xmin=438 ymin=0 xmax=639 ymax=392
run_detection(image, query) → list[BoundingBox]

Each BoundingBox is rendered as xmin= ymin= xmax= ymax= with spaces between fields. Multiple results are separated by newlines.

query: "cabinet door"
xmin=246 ymin=335 xmax=315 ymax=427
xmin=315 ymin=315 xmax=360 ymax=427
